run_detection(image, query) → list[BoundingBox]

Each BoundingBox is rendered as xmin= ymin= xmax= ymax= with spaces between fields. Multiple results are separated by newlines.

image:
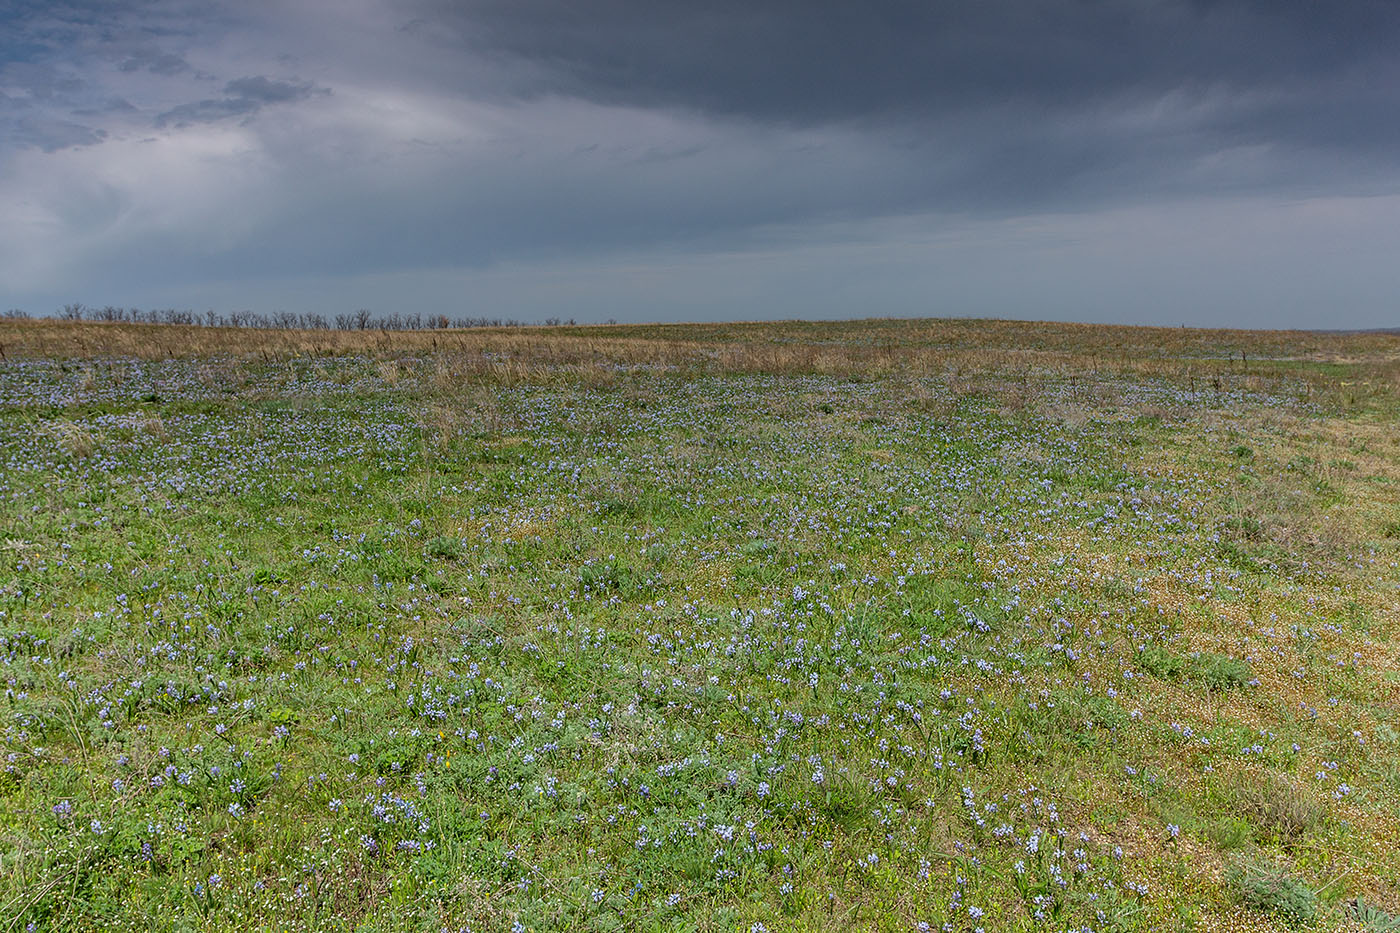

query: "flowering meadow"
xmin=1 ymin=320 xmax=1398 ymax=931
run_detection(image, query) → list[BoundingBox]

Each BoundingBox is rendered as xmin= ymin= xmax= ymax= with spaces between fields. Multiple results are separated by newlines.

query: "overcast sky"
xmin=3 ymin=0 xmax=1399 ymax=327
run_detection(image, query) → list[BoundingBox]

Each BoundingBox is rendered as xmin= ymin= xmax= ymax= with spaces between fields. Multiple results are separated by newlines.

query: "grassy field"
xmin=1 ymin=317 xmax=1398 ymax=932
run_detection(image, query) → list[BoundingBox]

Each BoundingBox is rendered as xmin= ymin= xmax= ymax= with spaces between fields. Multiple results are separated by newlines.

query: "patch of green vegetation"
xmin=424 ymin=534 xmax=464 ymax=560
xmin=1138 ymin=644 xmax=1187 ymax=679
xmin=1354 ymin=899 xmax=1400 ymax=932
xmin=1194 ymin=652 xmax=1254 ymax=691
xmin=1137 ymin=646 xmax=1253 ymax=691
xmin=1228 ymin=859 xmax=1318 ymax=924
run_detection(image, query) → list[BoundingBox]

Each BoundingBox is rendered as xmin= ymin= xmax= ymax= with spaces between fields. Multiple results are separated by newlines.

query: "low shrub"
xmin=1195 ymin=652 xmax=1253 ymax=691
xmin=1227 ymin=859 xmax=1317 ymax=924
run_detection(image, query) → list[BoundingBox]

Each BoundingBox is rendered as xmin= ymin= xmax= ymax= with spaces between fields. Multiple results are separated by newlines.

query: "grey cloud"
xmin=117 ymin=49 xmax=190 ymax=75
xmin=72 ymin=96 xmax=138 ymax=117
xmin=155 ymin=76 xmax=327 ymax=127
xmin=419 ymin=1 xmax=1400 ymax=124
xmin=1 ymin=73 xmax=107 ymax=151
xmin=0 ymin=60 xmax=87 ymax=101
xmin=9 ymin=115 xmax=107 ymax=151
xmin=154 ymin=95 xmax=259 ymax=126
xmin=402 ymin=0 xmax=1400 ymax=203
xmin=224 ymin=75 xmax=321 ymax=104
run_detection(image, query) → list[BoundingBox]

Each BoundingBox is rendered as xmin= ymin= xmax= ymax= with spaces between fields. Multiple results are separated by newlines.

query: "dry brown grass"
xmin=5 ymin=316 xmax=1398 ymax=371
xmin=44 ymin=420 xmax=98 ymax=458
xmin=1231 ymin=768 xmax=1327 ymax=844
xmin=6 ymin=318 xmax=1398 ymax=469
xmin=417 ymin=384 xmax=520 ymax=451
xmin=140 ymin=414 xmax=168 ymax=440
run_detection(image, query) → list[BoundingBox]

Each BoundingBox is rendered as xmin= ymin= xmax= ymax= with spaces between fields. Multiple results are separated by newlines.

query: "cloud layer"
xmin=155 ymin=76 xmax=328 ymax=127
xmin=2 ymin=0 xmax=1398 ymax=326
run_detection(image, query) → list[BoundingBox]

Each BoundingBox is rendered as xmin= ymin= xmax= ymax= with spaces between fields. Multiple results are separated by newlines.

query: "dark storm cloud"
xmin=155 ymin=76 xmax=327 ymax=127
xmin=420 ymin=0 xmax=1400 ymax=155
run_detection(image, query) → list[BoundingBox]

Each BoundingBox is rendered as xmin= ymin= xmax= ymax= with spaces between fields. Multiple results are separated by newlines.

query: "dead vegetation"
xmin=1231 ymin=768 xmax=1328 ymax=844
xmin=5 ymin=315 xmax=1398 ymax=371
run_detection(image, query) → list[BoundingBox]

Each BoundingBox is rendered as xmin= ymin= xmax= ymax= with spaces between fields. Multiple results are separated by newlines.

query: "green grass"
xmin=0 ymin=324 xmax=1398 ymax=930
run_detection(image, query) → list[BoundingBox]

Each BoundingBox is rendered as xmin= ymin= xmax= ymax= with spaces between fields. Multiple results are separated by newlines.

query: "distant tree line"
xmin=1 ymin=305 xmax=593 ymax=329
